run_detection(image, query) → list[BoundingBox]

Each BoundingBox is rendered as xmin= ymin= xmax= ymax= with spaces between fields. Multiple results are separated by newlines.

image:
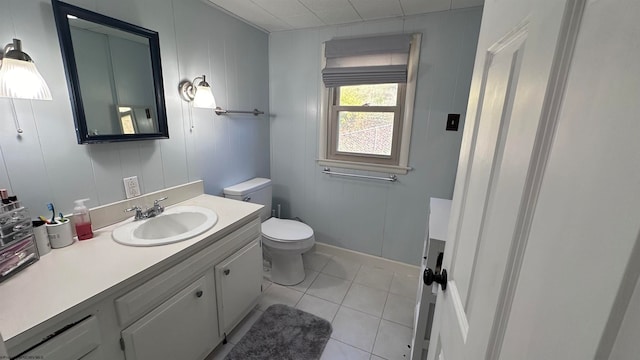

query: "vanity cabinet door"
xmin=215 ymin=238 xmax=262 ymax=335
xmin=121 ymin=269 xmax=217 ymax=360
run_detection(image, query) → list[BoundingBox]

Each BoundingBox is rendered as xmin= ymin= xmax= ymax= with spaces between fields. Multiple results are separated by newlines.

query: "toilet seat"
xmin=262 ymin=218 xmax=314 ymax=242
xmin=261 ymin=218 xmax=315 ymax=252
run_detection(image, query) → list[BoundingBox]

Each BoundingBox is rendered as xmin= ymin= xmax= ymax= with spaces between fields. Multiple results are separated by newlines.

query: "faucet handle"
xmin=153 ymin=197 xmax=167 ymax=214
xmin=125 ymin=206 xmax=144 ymax=220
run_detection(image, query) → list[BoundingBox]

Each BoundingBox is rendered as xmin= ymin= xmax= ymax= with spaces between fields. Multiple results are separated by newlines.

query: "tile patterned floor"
xmin=206 ymin=249 xmax=419 ymax=360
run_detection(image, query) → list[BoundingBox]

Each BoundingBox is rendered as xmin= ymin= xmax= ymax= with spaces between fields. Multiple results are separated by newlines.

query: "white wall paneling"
xmin=0 ymin=0 xmax=269 ymax=215
xmin=269 ymin=8 xmax=482 ymax=265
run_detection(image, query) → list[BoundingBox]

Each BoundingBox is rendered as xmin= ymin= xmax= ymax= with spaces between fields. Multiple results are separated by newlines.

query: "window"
xmin=319 ymin=33 xmax=421 ymax=174
xmin=328 ymin=83 xmax=405 ymax=165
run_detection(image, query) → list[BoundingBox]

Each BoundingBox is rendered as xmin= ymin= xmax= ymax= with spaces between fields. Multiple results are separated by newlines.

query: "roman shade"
xmin=322 ymin=34 xmax=414 ymax=87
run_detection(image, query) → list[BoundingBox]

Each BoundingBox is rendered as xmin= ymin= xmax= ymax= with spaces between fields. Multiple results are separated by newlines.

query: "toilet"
xmin=223 ymin=178 xmax=314 ymax=286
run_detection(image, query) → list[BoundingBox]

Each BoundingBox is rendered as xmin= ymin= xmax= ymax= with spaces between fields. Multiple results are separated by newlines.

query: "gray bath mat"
xmin=225 ymin=304 xmax=332 ymax=360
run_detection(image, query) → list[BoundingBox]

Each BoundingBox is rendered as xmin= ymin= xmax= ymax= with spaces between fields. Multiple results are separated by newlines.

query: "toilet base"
xmin=270 ymin=251 xmax=305 ymax=286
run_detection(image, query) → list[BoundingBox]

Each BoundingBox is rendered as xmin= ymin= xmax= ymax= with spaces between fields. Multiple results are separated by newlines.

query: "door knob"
xmin=424 ymin=268 xmax=447 ymax=291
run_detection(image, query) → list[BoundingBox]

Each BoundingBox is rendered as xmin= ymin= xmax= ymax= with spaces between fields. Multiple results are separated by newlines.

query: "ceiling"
xmin=205 ymin=0 xmax=484 ymax=32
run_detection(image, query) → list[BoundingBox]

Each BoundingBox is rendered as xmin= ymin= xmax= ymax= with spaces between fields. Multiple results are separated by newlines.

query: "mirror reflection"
xmin=69 ymin=18 xmax=157 ymax=136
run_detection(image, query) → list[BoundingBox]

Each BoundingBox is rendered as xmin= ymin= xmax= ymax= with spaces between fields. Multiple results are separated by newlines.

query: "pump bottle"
xmin=73 ymin=198 xmax=93 ymax=240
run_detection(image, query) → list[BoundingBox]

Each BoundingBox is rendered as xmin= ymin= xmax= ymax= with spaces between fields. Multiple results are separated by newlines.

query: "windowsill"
xmin=317 ymin=159 xmax=411 ymax=175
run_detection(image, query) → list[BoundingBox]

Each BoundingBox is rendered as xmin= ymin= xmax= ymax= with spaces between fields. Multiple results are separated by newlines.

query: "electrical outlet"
xmin=123 ymin=176 xmax=141 ymax=199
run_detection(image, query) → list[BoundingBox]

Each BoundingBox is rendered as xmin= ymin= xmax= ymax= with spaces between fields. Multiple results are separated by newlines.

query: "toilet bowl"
xmin=262 ymin=217 xmax=314 ymax=285
xmin=223 ymin=178 xmax=315 ymax=286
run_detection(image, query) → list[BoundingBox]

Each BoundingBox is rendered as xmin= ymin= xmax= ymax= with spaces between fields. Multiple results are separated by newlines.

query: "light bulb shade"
xmin=0 ymin=58 xmax=52 ymax=100
xmin=192 ymin=84 xmax=216 ymax=108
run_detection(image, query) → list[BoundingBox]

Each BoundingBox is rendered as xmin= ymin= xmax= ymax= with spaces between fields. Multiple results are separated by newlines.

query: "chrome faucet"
xmin=145 ymin=197 xmax=167 ymax=218
xmin=125 ymin=197 xmax=167 ymax=221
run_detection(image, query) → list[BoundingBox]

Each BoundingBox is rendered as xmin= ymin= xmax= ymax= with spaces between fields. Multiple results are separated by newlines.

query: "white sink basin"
xmin=112 ymin=206 xmax=218 ymax=246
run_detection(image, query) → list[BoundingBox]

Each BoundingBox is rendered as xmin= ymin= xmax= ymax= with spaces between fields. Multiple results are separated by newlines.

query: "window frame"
xmin=327 ymin=84 xmax=406 ymax=166
xmin=318 ymin=33 xmax=421 ymax=175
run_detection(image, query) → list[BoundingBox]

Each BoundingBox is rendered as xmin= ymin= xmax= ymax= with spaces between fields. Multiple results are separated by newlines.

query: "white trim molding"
xmin=318 ymin=33 xmax=422 ymax=175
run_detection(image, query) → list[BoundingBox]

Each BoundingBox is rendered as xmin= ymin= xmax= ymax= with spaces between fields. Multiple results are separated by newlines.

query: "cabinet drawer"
xmin=22 ymin=316 xmax=101 ymax=360
xmin=121 ymin=269 xmax=217 ymax=360
xmin=115 ymin=218 xmax=260 ymax=326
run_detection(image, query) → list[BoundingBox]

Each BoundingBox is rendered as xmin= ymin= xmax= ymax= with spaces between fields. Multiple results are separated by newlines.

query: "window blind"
xmin=322 ymin=34 xmax=414 ymax=87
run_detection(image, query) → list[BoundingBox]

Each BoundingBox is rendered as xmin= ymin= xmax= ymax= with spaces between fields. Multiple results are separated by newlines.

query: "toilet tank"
xmin=223 ymin=178 xmax=272 ymax=221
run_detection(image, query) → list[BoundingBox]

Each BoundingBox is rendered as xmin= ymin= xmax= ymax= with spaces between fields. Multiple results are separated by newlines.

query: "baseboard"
xmin=314 ymin=242 xmax=420 ymax=277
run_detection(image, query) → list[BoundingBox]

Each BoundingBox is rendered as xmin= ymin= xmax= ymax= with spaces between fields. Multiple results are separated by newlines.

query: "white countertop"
xmin=429 ymin=198 xmax=452 ymax=241
xmin=0 ymin=194 xmax=262 ymax=342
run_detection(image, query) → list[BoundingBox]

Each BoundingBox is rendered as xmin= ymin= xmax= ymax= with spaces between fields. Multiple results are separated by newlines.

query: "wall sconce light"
xmin=179 ymin=75 xmax=216 ymax=109
xmin=0 ymin=39 xmax=52 ymax=100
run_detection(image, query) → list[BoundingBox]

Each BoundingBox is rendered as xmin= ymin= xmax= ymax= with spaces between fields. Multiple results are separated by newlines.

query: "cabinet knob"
xmin=223 ymin=269 xmax=230 ymax=276
xmin=195 ymin=290 xmax=203 ymax=298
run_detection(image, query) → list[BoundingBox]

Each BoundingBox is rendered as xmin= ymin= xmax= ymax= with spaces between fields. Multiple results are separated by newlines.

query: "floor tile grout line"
xmin=324 ymin=258 xmax=362 ymax=282
xmin=340 ymin=287 xmax=388 ymax=318
xmin=370 ymin=353 xmax=391 ymax=360
xmin=318 ymin=269 xmax=357 ymax=282
xmin=339 ymin=306 xmax=382 ymax=319
xmin=330 ymin=314 xmax=378 ymax=354
xmin=389 ymin=271 xmax=420 ymax=301
xmin=353 ymin=278 xmax=393 ymax=293
xmin=339 ymin=278 xmax=357 ymax=306
xmin=329 ymin=337 xmax=374 ymax=357
xmin=381 ymin=292 xmax=416 ymax=328
xmin=314 ymin=252 xmax=334 ymax=273
xmin=300 ymin=270 xmax=320 ymax=295
xmin=293 ymin=291 xmax=304 ymax=308
xmin=335 ymin=301 xmax=383 ymax=320
xmin=354 ymin=265 xmax=395 ymax=292
xmin=380 ymin=317 xmax=413 ymax=330
xmin=381 ymin=289 xmax=391 ymax=320
xmin=370 ymin=291 xmax=392 ymax=358
xmin=370 ymin=314 xmax=384 ymax=356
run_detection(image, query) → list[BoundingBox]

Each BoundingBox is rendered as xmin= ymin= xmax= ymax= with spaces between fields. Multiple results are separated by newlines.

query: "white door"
xmin=427 ymin=0 xmax=640 ymax=359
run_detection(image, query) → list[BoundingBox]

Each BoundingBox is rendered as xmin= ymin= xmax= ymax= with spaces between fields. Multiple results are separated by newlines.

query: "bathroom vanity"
xmin=0 ymin=185 xmax=263 ymax=360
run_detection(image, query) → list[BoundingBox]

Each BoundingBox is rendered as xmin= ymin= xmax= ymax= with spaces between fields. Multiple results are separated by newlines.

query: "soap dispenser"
xmin=73 ymin=198 xmax=93 ymax=240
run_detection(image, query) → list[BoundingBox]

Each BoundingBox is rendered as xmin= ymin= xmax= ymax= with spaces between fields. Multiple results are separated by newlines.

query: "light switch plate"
xmin=446 ymin=113 xmax=460 ymax=131
xmin=123 ymin=176 xmax=141 ymax=199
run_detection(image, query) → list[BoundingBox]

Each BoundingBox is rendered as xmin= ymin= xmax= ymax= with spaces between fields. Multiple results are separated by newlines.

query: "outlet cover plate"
xmin=123 ymin=176 xmax=141 ymax=199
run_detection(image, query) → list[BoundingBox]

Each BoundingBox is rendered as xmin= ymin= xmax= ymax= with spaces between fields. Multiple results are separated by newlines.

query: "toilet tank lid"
xmin=223 ymin=178 xmax=271 ymax=196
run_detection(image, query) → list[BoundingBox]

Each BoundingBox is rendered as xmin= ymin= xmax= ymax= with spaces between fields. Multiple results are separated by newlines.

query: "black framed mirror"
xmin=52 ymin=0 xmax=169 ymax=144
